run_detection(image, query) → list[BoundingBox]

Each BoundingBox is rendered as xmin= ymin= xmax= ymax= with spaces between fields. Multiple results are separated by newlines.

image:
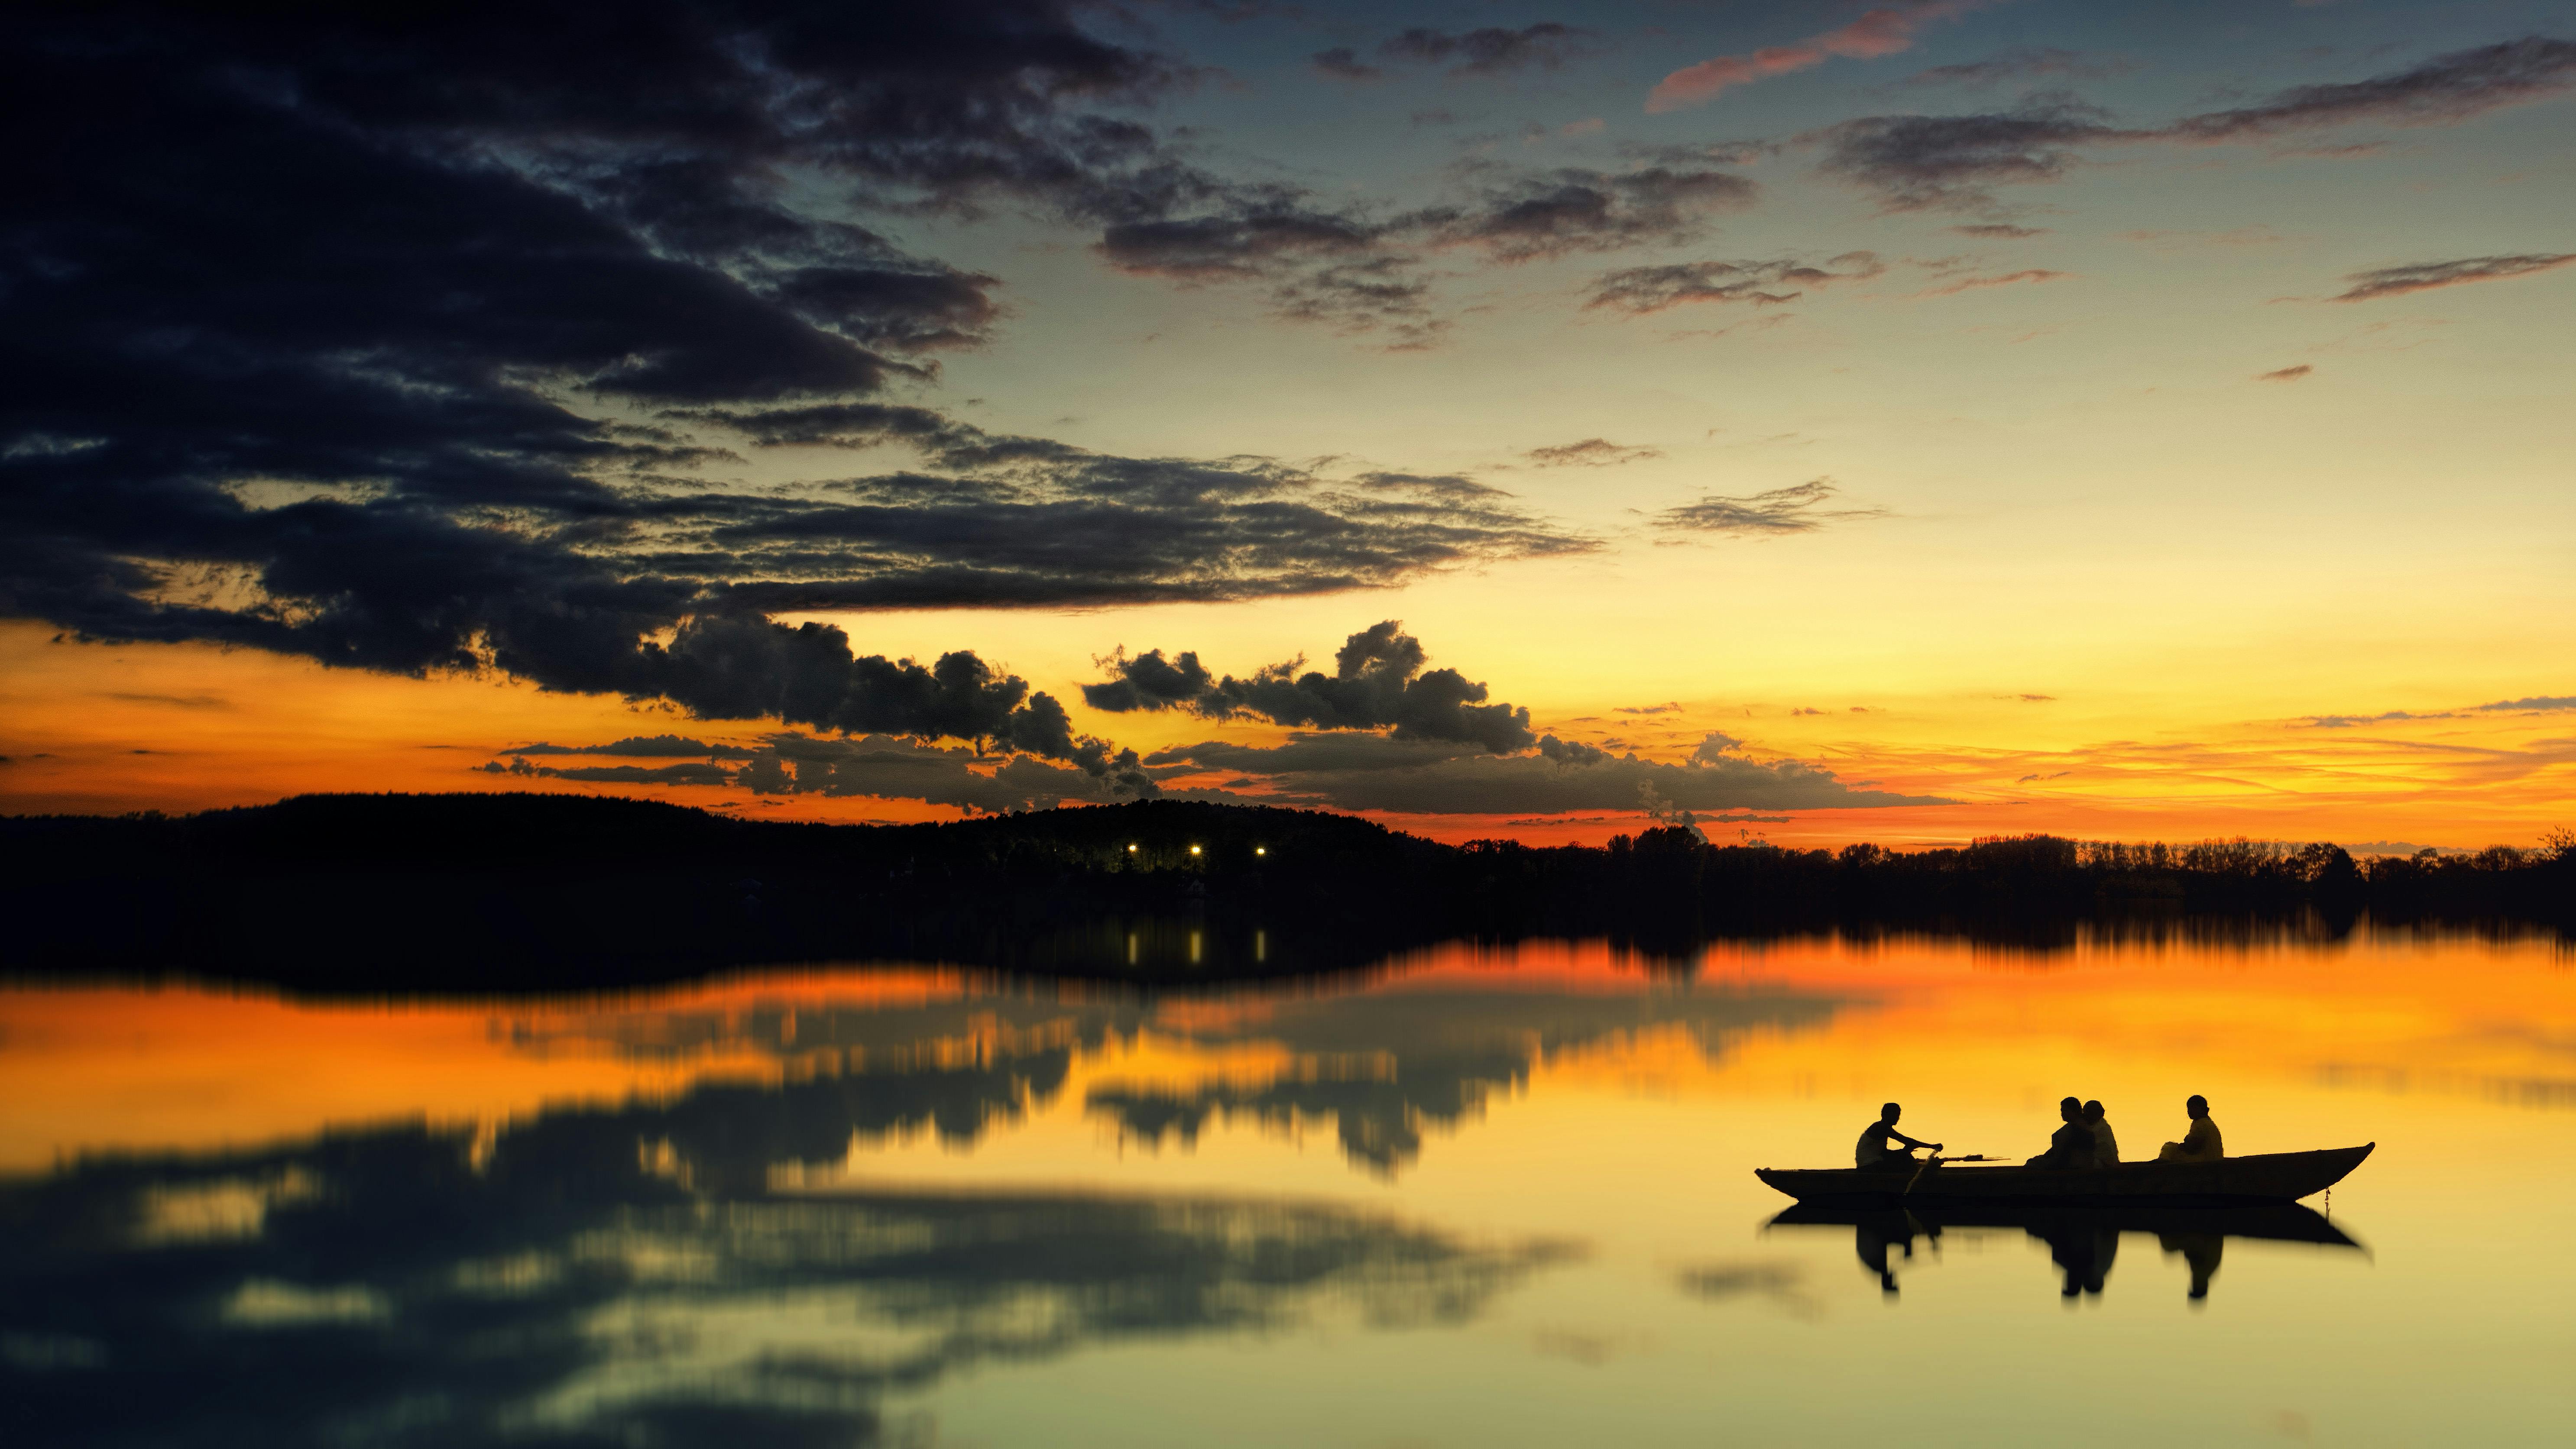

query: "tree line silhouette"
xmin=1 ymin=793 xmax=2566 ymax=990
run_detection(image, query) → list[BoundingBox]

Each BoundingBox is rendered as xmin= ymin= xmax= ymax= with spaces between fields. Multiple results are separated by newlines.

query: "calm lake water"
xmin=5 ymin=928 xmax=2571 ymax=1447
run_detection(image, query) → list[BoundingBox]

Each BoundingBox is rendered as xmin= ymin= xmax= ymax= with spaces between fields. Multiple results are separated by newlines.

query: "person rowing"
xmin=2026 ymin=1095 xmax=2097 ymax=1169
xmin=2158 ymin=1094 xmax=2225 ymax=1162
xmin=1856 ymin=1102 xmax=1942 ymax=1170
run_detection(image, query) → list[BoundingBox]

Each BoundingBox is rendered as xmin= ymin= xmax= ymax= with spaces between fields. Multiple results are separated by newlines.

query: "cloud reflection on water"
xmin=1 ymin=1059 xmax=1576 ymax=1448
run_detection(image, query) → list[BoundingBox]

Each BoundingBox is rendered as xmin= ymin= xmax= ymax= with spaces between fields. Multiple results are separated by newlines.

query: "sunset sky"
xmin=4 ymin=0 xmax=2571 ymax=847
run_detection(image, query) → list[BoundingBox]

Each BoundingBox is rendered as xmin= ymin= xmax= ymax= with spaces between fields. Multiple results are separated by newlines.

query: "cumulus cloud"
xmin=1146 ymin=731 xmax=1948 ymax=815
xmin=1653 ymin=479 xmax=1888 ymax=536
xmin=1586 ymin=254 xmax=1885 ymax=314
xmin=1647 ymin=1 xmax=1997 ymax=113
xmin=1085 ymin=621 xmax=1536 ymax=754
xmin=1381 ymin=24 xmax=1598 ymax=78
xmin=1526 ymin=440 xmax=1663 ymax=467
xmin=2327 ymin=254 xmax=2576 ymax=302
xmin=0 ymin=3 xmax=1613 ymax=768
xmin=2255 ymin=364 xmax=2315 ymax=382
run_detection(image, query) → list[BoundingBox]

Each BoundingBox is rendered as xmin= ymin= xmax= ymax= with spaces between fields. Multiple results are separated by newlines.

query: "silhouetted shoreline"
xmin=2 ymin=793 xmax=2567 ymax=992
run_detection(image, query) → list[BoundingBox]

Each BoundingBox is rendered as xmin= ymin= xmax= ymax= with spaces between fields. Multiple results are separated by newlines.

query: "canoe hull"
xmin=1753 ymin=1144 xmax=2373 ymax=1208
xmin=1766 ymin=1200 xmax=2362 ymax=1248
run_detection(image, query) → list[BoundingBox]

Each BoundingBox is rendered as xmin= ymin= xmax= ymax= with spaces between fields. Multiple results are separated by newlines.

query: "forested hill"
xmin=2 ymin=792 xmax=2567 ymax=991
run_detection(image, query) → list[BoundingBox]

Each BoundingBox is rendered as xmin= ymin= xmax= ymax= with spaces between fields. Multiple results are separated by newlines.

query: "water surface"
xmin=4 ymin=929 xmax=2570 ymax=1447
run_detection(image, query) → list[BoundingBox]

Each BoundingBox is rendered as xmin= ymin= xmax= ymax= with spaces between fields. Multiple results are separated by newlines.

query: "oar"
xmin=1902 ymin=1153 xmax=2002 ymax=1197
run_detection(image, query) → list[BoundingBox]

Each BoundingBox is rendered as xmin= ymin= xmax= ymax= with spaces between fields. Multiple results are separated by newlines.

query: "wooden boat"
xmin=1754 ymin=1144 xmax=2372 ymax=1208
xmin=1765 ymin=1200 xmax=2363 ymax=1248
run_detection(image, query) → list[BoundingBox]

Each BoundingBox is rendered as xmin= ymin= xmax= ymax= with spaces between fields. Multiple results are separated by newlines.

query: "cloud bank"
xmin=2 ymin=2 xmax=1596 ymax=769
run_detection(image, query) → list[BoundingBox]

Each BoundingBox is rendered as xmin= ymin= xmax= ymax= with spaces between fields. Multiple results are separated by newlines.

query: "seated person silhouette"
xmin=2157 ymin=1094 xmax=2225 ymax=1161
xmin=2084 ymin=1099 xmax=2119 ymax=1166
xmin=2025 ymin=1096 xmax=2097 ymax=1169
xmin=1855 ymin=1102 xmax=1941 ymax=1169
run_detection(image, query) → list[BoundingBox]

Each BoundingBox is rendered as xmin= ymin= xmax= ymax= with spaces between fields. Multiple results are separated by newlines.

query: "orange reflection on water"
xmin=2 ymin=930 xmax=2568 ymax=1187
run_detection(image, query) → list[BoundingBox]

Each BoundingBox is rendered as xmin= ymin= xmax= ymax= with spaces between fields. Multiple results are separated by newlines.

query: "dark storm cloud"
xmin=1145 ymin=730 xmax=1948 ymax=814
xmin=1380 ymin=24 xmax=1598 ymax=78
xmin=1654 ymin=479 xmax=1887 ymax=536
xmin=1586 ymin=255 xmax=1885 ymax=314
xmin=1892 ymin=47 xmax=2134 ymax=91
xmin=2164 ymin=36 xmax=2576 ymax=142
xmin=2327 ymin=254 xmax=2576 ymax=301
xmin=1085 ymin=622 xmax=1536 ymax=754
xmin=2 ymin=2 xmax=1593 ymax=763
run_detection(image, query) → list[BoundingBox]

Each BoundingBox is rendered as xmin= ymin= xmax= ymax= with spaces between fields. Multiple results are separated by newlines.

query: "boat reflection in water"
xmin=1765 ymin=1202 xmax=2367 ymax=1304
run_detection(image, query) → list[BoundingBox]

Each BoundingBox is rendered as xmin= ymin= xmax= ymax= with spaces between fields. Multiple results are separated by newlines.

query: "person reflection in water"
xmin=2027 ymin=1096 xmax=2096 ymax=1168
xmin=2160 ymin=1232 xmax=2224 ymax=1303
xmin=2085 ymin=1100 xmax=2119 ymax=1166
xmin=1855 ymin=1214 xmax=1926 ymax=1295
xmin=1855 ymin=1102 xmax=1941 ymax=1169
xmin=2035 ymin=1220 xmax=2119 ymax=1300
xmin=2158 ymin=1095 xmax=2225 ymax=1162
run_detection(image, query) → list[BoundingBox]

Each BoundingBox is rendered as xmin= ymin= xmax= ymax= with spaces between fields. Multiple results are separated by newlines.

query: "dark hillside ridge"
xmin=2 ymin=793 xmax=2567 ymax=991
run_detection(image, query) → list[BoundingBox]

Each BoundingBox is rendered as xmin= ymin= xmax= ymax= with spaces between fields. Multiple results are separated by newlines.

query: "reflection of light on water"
xmin=0 ymin=931 xmax=2572 ymax=1445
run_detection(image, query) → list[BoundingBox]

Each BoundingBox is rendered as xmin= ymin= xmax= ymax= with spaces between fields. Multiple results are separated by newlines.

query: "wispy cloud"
xmin=1653 ymin=478 xmax=1888 ymax=535
xmin=1892 ymin=46 xmax=2133 ymax=91
xmin=1524 ymin=439 xmax=1662 ymax=467
xmin=1382 ymin=24 xmax=1597 ymax=79
xmin=1917 ymin=268 xmax=2069 ymax=297
xmin=1587 ymin=253 xmax=1884 ymax=314
xmin=2255 ymin=364 xmax=2314 ymax=382
xmin=2167 ymin=36 xmax=2576 ymax=142
xmin=2329 ymin=253 xmax=2576 ymax=302
xmin=1646 ymin=1 xmax=1999 ymax=113
xmin=1805 ymin=38 xmax=2576 ymax=212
